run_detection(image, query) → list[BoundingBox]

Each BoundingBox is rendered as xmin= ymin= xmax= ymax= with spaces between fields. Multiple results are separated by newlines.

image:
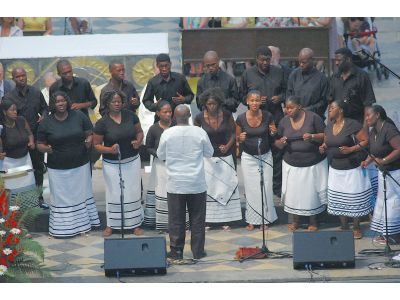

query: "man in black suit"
xmin=0 ymin=62 xmax=15 ymax=100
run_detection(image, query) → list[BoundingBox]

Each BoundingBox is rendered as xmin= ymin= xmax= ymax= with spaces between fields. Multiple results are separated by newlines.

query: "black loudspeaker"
xmin=104 ymin=236 xmax=167 ymax=277
xmin=292 ymin=230 xmax=355 ymax=270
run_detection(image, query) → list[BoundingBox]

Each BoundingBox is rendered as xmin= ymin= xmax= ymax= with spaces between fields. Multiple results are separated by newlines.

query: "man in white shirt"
xmin=157 ymin=105 xmax=213 ymax=260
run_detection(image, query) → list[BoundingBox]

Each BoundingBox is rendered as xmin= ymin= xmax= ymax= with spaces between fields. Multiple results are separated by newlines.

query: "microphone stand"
xmin=358 ymin=49 xmax=400 ymax=84
xmin=117 ymin=147 xmax=125 ymax=239
xmin=240 ymin=139 xmax=271 ymax=262
xmin=357 ymin=143 xmax=400 ymax=256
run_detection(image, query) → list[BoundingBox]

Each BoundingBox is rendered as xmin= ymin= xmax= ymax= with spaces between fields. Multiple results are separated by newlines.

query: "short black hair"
xmin=256 ymin=46 xmax=272 ymax=58
xmin=49 ymin=91 xmax=71 ymax=114
xmin=102 ymin=89 xmax=126 ymax=109
xmin=331 ymin=99 xmax=350 ymax=118
xmin=56 ymin=59 xmax=71 ymax=72
xmin=108 ymin=59 xmax=124 ymax=72
xmin=156 ymin=100 xmax=171 ymax=112
xmin=335 ymin=47 xmax=353 ymax=59
xmin=156 ymin=53 xmax=171 ymax=64
xmin=285 ymin=95 xmax=302 ymax=106
xmin=246 ymin=90 xmax=261 ymax=99
xmin=199 ymin=87 xmax=224 ymax=109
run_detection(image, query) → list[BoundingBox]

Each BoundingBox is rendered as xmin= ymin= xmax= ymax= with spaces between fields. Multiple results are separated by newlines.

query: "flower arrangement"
xmin=0 ymin=181 xmax=50 ymax=282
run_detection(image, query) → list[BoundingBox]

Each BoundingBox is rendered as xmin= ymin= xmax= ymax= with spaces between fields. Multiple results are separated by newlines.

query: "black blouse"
xmin=146 ymin=122 xmax=168 ymax=158
xmin=369 ymin=121 xmax=400 ymax=171
xmin=37 ymin=110 xmax=92 ymax=170
xmin=94 ymin=109 xmax=140 ymax=161
xmin=194 ymin=110 xmax=234 ymax=157
xmin=236 ymin=111 xmax=274 ymax=156
xmin=1 ymin=116 xmax=30 ymax=159
xmin=325 ymin=118 xmax=364 ymax=170
xmin=278 ymin=110 xmax=326 ymax=167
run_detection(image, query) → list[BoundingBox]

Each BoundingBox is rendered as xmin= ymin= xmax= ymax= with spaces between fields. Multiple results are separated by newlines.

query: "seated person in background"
xmin=256 ymin=17 xmax=293 ymax=27
xmin=0 ymin=17 xmax=23 ymax=37
xmin=65 ymin=17 xmax=93 ymax=35
xmin=345 ymin=17 xmax=376 ymax=58
xmin=17 ymin=17 xmax=52 ymax=35
xmin=182 ymin=17 xmax=209 ymax=77
xmin=41 ymin=72 xmax=58 ymax=105
xmin=221 ymin=17 xmax=255 ymax=77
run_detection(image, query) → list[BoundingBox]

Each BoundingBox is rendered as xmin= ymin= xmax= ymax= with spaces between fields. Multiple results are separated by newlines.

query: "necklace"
xmin=374 ymin=120 xmax=385 ymax=142
xmin=290 ymin=110 xmax=305 ymax=130
xmin=205 ymin=110 xmax=221 ymax=130
xmin=333 ymin=119 xmax=345 ymax=136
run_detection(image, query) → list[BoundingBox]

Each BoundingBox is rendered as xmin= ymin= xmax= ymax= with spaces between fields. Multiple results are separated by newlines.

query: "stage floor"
xmin=30 ymin=223 xmax=400 ymax=283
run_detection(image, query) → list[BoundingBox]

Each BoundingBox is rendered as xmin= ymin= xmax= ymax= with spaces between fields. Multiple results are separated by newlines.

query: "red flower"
xmin=0 ymin=257 xmax=8 ymax=266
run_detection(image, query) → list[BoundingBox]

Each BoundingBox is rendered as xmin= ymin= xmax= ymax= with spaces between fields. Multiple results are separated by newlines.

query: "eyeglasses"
xmin=204 ymin=62 xmax=218 ymax=68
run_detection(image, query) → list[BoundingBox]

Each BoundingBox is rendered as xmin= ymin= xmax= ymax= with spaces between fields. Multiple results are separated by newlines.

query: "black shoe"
xmin=40 ymin=203 xmax=49 ymax=210
xmin=167 ymin=250 xmax=183 ymax=260
xmin=193 ymin=251 xmax=207 ymax=260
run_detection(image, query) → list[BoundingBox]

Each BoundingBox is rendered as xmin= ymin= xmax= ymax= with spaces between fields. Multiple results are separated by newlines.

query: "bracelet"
xmin=311 ymin=134 xmax=314 ymax=140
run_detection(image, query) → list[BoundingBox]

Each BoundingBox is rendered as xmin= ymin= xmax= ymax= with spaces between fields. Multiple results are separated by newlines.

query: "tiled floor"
xmin=31 ymin=223 xmax=400 ymax=282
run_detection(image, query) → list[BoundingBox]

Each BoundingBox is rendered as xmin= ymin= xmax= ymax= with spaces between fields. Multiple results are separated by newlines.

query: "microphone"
xmin=116 ymin=144 xmax=121 ymax=156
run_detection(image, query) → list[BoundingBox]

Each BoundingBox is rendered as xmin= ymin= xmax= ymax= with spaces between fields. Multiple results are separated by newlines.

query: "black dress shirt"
xmin=3 ymin=85 xmax=48 ymax=133
xmin=99 ymin=79 xmax=139 ymax=116
xmin=240 ymin=65 xmax=286 ymax=124
xmin=142 ymin=72 xmax=194 ymax=114
xmin=328 ymin=65 xmax=376 ymax=122
xmin=196 ymin=69 xmax=239 ymax=112
xmin=287 ymin=67 xmax=328 ymax=119
xmin=49 ymin=77 xmax=97 ymax=117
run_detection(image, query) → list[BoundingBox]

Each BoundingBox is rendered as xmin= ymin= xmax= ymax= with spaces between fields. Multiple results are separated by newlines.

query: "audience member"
xmin=0 ymin=17 xmax=23 ymax=37
xmin=0 ymin=62 xmax=15 ymax=99
xmin=65 ymin=17 xmax=93 ymax=35
xmin=182 ymin=18 xmax=209 ymax=77
xmin=41 ymin=72 xmax=58 ymax=105
xmin=17 ymin=17 xmax=52 ymax=35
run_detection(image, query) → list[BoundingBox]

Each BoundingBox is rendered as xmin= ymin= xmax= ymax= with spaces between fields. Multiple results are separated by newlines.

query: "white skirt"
xmin=241 ymin=151 xmax=277 ymax=225
xmin=103 ymin=155 xmax=144 ymax=230
xmin=327 ymin=166 xmax=373 ymax=217
xmin=2 ymin=154 xmax=38 ymax=209
xmin=143 ymin=158 xmax=156 ymax=227
xmin=370 ymin=169 xmax=400 ymax=235
xmin=48 ymin=162 xmax=100 ymax=237
xmin=204 ymin=155 xmax=242 ymax=223
xmin=154 ymin=158 xmax=189 ymax=231
xmin=367 ymin=164 xmax=379 ymax=207
xmin=282 ymin=158 xmax=328 ymax=216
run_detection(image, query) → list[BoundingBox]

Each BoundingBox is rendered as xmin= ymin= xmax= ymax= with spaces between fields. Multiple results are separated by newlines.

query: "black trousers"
xmin=29 ymin=148 xmax=44 ymax=188
xmin=271 ymin=144 xmax=283 ymax=197
xmin=167 ymin=191 xmax=206 ymax=258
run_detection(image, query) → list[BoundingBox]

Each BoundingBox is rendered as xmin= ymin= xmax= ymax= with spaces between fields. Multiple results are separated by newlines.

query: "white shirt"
xmin=157 ymin=125 xmax=214 ymax=194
